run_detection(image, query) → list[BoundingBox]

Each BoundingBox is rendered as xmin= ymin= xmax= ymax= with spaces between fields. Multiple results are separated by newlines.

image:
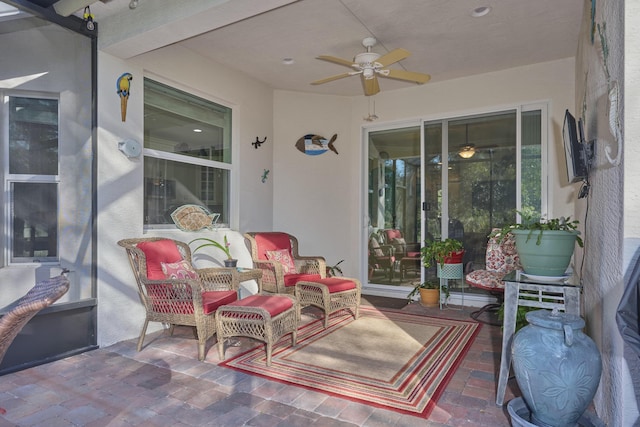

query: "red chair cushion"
xmin=406 ymin=251 xmax=421 ymax=258
xmin=202 ymin=290 xmax=238 ymax=315
xmin=254 ymin=232 xmax=292 ymax=260
xmin=385 ymin=229 xmax=403 ymax=241
xmin=311 ymin=277 xmax=357 ymax=293
xmin=227 ymin=294 xmax=294 ymax=317
xmin=283 ymin=273 xmax=321 ymax=287
xmin=137 ymin=240 xmax=183 ymax=280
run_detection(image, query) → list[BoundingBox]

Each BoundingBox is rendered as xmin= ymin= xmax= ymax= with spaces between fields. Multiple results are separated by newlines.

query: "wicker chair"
xmin=118 ymin=237 xmax=240 ymax=361
xmin=0 ymin=274 xmax=70 ymax=366
xmin=244 ymin=232 xmax=326 ymax=294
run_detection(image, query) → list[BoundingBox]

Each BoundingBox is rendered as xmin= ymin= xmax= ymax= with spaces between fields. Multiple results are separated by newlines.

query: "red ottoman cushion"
xmin=227 ymin=294 xmax=293 ymax=317
xmin=313 ymin=278 xmax=357 ymax=293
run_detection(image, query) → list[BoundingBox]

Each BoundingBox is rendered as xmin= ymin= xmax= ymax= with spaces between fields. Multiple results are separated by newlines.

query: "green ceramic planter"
xmin=511 ymin=229 xmax=578 ymax=276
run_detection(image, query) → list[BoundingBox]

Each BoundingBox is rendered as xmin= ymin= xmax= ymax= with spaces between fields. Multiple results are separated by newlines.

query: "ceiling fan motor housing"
xmin=354 ymin=52 xmax=381 ymax=66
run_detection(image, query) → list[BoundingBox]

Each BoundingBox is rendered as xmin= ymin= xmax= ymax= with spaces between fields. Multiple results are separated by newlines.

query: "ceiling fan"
xmin=311 ymin=37 xmax=431 ymax=96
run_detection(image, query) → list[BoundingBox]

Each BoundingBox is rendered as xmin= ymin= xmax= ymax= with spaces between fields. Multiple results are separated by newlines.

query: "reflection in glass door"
xmin=367 ymin=126 xmax=421 ymax=286
xmin=425 ymin=110 xmax=542 ymax=277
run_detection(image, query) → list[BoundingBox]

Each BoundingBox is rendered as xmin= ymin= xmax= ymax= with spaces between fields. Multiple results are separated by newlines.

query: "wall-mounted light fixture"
xmin=118 ymin=139 xmax=142 ymax=158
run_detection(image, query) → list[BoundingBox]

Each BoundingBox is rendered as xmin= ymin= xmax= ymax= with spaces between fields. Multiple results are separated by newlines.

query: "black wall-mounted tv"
xmin=563 ymin=109 xmax=589 ymax=183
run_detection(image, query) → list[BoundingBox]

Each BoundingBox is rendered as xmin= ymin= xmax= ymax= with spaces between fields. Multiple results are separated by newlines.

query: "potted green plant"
xmin=420 ymin=238 xmax=464 ymax=269
xmin=189 ymin=235 xmax=237 ymax=267
xmin=491 ymin=212 xmax=583 ymax=277
xmin=407 ymin=279 xmax=444 ymax=307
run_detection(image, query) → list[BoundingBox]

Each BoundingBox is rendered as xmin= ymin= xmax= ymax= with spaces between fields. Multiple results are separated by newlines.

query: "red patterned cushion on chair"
xmin=266 ymin=249 xmax=297 ymax=274
xmin=161 ymin=260 xmax=198 ymax=280
xmin=254 ymin=232 xmax=292 ymax=260
xmin=466 ymin=270 xmax=505 ymax=291
xmin=485 ymin=232 xmax=519 ymax=274
xmin=137 ymin=239 xmax=183 ymax=280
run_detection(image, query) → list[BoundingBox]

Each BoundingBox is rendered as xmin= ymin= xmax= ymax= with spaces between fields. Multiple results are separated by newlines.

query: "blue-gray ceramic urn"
xmin=511 ymin=309 xmax=602 ymax=427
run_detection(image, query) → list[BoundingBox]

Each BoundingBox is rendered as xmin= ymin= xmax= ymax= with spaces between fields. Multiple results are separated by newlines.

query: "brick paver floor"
xmin=0 ymin=297 xmax=520 ymax=426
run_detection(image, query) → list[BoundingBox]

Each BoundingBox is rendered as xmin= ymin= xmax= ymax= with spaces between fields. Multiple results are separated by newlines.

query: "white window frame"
xmin=2 ymin=91 xmax=61 ymax=265
xmin=142 ymin=77 xmax=235 ymax=230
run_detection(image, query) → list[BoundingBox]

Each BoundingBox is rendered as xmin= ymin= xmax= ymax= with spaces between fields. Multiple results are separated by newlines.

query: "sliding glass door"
xmin=365 ymin=106 xmax=544 ymax=291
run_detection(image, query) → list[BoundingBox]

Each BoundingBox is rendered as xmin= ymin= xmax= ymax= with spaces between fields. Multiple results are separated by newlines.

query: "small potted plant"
xmin=189 ymin=235 xmax=236 ymax=267
xmin=491 ymin=211 xmax=583 ymax=277
xmin=407 ymin=279 xmax=443 ymax=307
xmin=326 ymin=259 xmax=344 ymax=277
xmin=421 ymin=238 xmax=464 ymax=269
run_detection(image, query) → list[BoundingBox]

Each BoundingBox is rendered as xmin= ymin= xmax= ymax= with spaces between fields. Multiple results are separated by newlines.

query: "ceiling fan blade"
xmin=382 ymin=69 xmax=431 ymax=84
xmin=311 ymin=72 xmax=357 ymax=85
xmin=316 ymin=55 xmax=356 ymax=68
xmin=376 ymin=48 xmax=411 ymax=67
xmin=362 ymin=75 xmax=380 ymax=96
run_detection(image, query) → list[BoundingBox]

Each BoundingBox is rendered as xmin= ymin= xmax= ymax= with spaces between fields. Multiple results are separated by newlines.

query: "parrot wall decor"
xmin=117 ymin=73 xmax=133 ymax=122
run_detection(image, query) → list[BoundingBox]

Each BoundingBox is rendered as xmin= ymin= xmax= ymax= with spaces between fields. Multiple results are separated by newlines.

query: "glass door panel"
xmin=447 ymin=112 xmax=517 ymax=270
xmin=368 ymin=126 xmax=421 ymax=286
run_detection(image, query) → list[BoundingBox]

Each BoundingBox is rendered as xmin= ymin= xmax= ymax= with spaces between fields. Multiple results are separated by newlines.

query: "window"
xmin=5 ymin=95 xmax=59 ymax=263
xmin=143 ymin=79 xmax=232 ymax=227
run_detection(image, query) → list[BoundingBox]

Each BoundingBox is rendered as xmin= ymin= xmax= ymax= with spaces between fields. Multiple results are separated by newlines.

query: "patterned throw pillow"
xmin=369 ymin=237 xmax=384 ymax=257
xmin=160 ymin=260 xmax=199 ymax=280
xmin=391 ymin=237 xmax=406 ymax=253
xmin=265 ymin=249 xmax=297 ymax=274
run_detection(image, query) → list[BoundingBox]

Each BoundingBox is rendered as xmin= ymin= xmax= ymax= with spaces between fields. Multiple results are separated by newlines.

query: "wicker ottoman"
xmin=295 ymin=277 xmax=361 ymax=328
xmin=215 ymin=294 xmax=299 ymax=366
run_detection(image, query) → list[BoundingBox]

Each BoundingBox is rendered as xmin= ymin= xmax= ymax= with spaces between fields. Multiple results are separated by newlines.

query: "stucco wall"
xmin=574 ymin=0 xmax=630 ymax=424
xmin=96 ymin=45 xmax=274 ymax=347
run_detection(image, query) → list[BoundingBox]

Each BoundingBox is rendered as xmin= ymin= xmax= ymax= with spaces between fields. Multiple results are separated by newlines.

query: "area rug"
xmin=220 ymin=306 xmax=481 ymax=417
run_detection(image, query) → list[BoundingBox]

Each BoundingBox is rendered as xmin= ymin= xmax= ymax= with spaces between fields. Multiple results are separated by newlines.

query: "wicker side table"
xmin=295 ymin=277 xmax=361 ymax=328
xmin=216 ymin=294 xmax=299 ymax=366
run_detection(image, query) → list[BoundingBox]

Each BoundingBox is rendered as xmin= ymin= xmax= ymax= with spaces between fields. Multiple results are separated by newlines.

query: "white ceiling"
xmin=7 ymin=0 xmax=587 ymax=96
xmin=24 ymin=0 xmax=586 ymax=97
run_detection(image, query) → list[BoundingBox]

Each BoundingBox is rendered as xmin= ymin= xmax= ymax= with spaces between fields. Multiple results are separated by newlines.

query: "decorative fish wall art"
xmin=295 ymin=134 xmax=338 ymax=156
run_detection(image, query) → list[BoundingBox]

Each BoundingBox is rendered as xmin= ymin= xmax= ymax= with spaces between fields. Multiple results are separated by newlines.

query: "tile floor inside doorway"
xmin=0 ymin=297 xmax=521 ymax=427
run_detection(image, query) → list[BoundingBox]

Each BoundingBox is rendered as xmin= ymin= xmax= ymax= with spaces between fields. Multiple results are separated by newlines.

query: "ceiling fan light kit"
xmin=458 ymin=145 xmax=476 ymax=159
xmin=312 ymin=37 xmax=431 ymax=96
